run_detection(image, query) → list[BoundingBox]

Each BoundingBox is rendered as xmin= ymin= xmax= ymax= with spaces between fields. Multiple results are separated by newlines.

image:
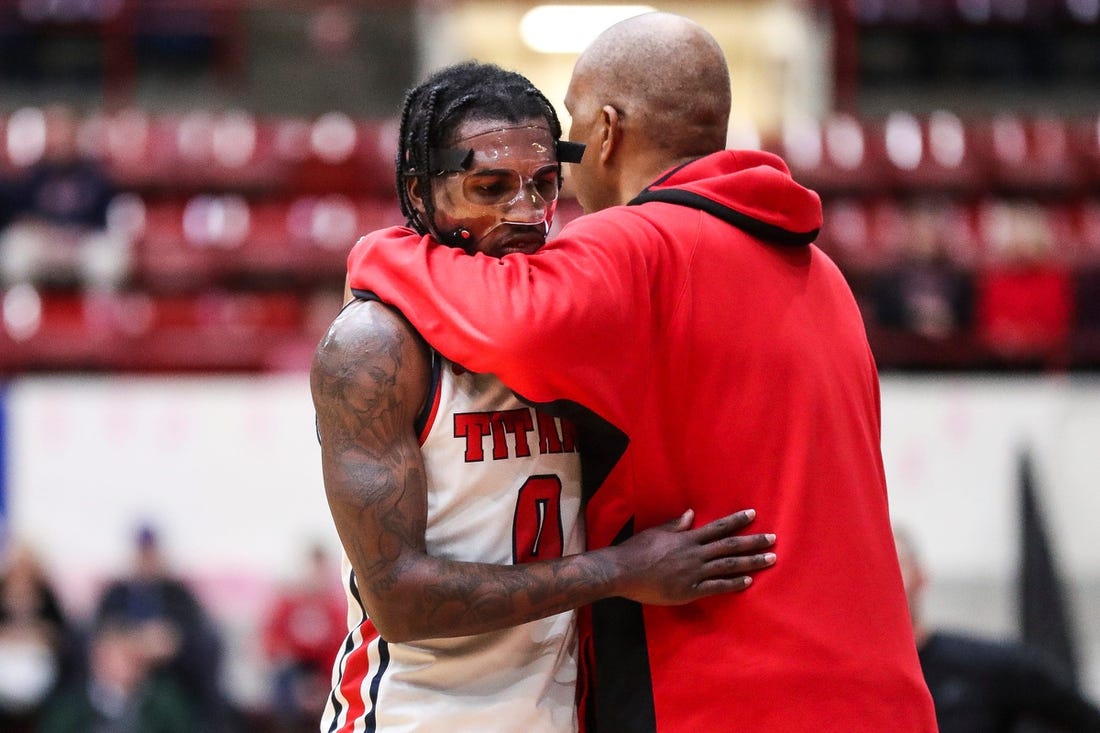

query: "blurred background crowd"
xmin=1 ymin=1 xmax=1099 ymax=731
xmin=0 ymin=0 xmax=1099 ymax=375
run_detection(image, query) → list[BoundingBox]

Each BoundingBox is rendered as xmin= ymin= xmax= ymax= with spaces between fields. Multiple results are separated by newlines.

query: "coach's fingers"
xmin=692 ymin=576 xmax=755 ymax=597
xmin=690 ymin=508 xmax=757 ymax=542
xmin=704 ymin=552 xmax=777 ymax=577
xmin=699 ymin=532 xmax=776 ymax=560
xmin=666 ymin=508 xmax=695 ymax=532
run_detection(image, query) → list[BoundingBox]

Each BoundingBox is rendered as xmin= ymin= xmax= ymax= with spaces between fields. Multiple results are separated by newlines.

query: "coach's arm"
xmin=311 ymin=299 xmax=775 ymax=642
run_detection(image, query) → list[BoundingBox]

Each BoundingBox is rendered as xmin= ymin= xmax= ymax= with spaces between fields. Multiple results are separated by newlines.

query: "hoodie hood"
xmin=629 ymin=149 xmax=822 ymax=246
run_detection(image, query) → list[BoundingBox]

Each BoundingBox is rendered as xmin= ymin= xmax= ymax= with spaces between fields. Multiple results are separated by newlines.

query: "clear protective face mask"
xmin=429 ymin=125 xmax=563 ymax=234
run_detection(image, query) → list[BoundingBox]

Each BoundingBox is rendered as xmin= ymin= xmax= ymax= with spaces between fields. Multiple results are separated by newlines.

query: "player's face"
xmin=428 ymin=118 xmax=560 ymax=258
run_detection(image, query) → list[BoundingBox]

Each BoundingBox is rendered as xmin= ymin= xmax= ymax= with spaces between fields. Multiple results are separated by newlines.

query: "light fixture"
xmin=520 ymin=4 xmax=657 ymax=54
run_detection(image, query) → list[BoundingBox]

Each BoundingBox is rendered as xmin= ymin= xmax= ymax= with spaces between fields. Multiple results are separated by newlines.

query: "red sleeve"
xmin=346 ymin=219 xmax=653 ymax=428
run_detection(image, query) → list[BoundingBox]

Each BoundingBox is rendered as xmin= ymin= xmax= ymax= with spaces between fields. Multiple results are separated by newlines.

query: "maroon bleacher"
xmin=5 ymin=104 xmax=1100 ymax=373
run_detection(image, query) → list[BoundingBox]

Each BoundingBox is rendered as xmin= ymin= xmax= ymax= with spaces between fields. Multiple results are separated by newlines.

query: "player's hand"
xmin=612 ymin=508 xmax=776 ymax=605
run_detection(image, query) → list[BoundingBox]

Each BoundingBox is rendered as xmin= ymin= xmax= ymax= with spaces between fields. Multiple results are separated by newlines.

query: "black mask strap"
xmin=426 ymin=147 xmax=475 ymax=174
xmin=556 ymin=140 xmax=586 ymax=163
xmin=426 ymin=141 xmax=584 ymax=174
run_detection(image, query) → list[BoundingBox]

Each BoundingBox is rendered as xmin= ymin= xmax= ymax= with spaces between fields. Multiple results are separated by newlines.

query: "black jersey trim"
xmin=414 ymin=351 xmax=442 ymax=439
xmin=514 ymin=395 xmax=627 ymax=501
xmin=628 ymin=188 xmax=819 ymax=247
xmin=349 ymin=287 xmax=375 ymax=301
xmin=364 ymin=639 xmax=389 ymax=732
xmin=590 ymin=518 xmax=656 ymax=732
xmin=326 ymin=567 xmax=367 ymax=733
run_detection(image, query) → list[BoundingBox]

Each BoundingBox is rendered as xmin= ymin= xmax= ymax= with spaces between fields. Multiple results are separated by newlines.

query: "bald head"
xmin=574 ymin=12 xmax=730 ymax=158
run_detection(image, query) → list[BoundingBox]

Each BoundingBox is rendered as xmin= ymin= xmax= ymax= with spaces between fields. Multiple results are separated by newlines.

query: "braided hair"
xmin=395 ymin=61 xmax=564 ymax=236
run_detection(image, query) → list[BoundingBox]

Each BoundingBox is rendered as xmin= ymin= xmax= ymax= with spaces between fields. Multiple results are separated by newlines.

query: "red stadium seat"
xmin=287 ymin=112 xmax=373 ymax=196
xmin=1067 ymin=114 xmax=1100 ymax=187
xmin=774 ymin=113 xmax=889 ymax=194
xmin=818 ymin=197 xmax=907 ymax=270
xmin=1065 ymin=198 xmax=1100 ymax=266
xmin=881 ymin=110 xmax=987 ymax=192
xmin=134 ymin=198 xmax=220 ymax=288
xmin=102 ymin=108 xmax=174 ymax=189
xmin=972 ymin=114 xmax=1085 ymax=191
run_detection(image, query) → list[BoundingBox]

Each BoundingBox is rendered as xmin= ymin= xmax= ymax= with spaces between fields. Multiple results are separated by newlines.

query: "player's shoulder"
xmin=320 ymin=298 xmax=413 ymax=351
xmin=312 ymin=299 xmax=430 ymax=386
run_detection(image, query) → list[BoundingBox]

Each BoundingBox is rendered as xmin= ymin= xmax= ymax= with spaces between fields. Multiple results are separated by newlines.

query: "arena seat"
xmin=776 ymin=113 xmax=889 ymax=194
xmin=882 ymin=110 xmax=987 ymax=192
xmin=1066 ymin=198 xmax=1100 ymax=265
xmin=1068 ymin=114 xmax=1100 ymax=187
xmin=101 ymin=110 xmax=288 ymax=194
xmin=132 ymin=193 xmax=394 ymax=290
xmin=174 ymin=110 xmax=284 ymax=192
xmin=0 ymin=287 xmax=312 ymax=374
xmin=287 ymin=112 xmax=372 ymax=196
xmin=817 ymin=197 xmax=897 ymax=269
xmin=102 ymin=108 xmax=173 ymax=190
xmin=972 ymin=114 xmax=1085 ymax=191
xmin=134 ymin=198 xmax=221 ymax=288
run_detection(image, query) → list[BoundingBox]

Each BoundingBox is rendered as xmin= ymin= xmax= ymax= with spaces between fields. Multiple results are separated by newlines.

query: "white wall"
xmin=6 ymin=375 xmax=338 ymax=605
xmin=3 ymin=373 xmax=1099 ymax=703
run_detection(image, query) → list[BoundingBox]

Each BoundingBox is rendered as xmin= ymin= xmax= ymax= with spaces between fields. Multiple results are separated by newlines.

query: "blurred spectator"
xmin=894 ymin=526 xmax=1100 ymax=733
xmin=0 ymin=540 xmax=74 ymax=732
xmin=0 ymin=105 xmax=128 ymax=292
xmin=874 ymin=200 xmax=973 ymax=340
xmin=260 ymin=543 xmax=345 ymax=732
xmin=975 ymin=202 xmax=1074 ymax=367
xmin=93 ymin=524 xmax=236 ymax=732
xmin=36 ymin=616 xmax=196 ymax=733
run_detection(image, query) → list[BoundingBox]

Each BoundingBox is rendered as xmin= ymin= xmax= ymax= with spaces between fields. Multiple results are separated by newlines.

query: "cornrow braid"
xmin=415 ymin=86 xmax=442 ymax=233
xmin=394 ymin=85 xmax=421 ymax=230
xmin=394 ymin=61 xmax=564 ymax=236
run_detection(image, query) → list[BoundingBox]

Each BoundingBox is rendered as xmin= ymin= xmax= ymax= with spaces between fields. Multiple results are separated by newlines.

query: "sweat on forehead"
xmin=446 ymin=124 xmax=557 ymax=167
xmin=448 ymin=118 xmax=552 ymax=143
xmin=465 ymin=126 xmax=551 ymax=146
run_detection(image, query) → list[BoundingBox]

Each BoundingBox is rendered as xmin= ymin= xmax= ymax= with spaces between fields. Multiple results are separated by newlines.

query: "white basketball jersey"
xmin=321 ymin=357 xmax=584 ymax=733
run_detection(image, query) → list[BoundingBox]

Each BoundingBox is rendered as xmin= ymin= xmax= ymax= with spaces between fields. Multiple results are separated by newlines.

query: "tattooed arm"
xmin=311 ymin=300 xmax=776 ymax=643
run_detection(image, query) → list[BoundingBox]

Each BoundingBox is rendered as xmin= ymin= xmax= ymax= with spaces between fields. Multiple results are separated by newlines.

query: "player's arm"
xmin=311 ymin=301 xmax=776 ymax=643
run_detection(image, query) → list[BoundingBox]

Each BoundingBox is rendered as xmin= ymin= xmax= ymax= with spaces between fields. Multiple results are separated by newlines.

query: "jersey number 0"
xmin=512 ymin=475 xmax=565 ymax=563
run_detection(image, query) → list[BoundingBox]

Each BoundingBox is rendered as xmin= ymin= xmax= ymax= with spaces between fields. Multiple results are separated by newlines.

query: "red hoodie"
xmin=347 ymin=150 xmax=937 ymax=733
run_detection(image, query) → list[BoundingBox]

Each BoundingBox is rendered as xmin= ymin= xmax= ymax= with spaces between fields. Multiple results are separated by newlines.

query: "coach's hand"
xmin=611 ymin=509 xmax=776 ymax=605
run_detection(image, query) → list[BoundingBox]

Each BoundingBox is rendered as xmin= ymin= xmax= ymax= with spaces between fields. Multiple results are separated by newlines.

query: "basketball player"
xmin=311 ymin=62 xmax=777 ymax=733
xmin=346 ymin=15 xmax=939 ymax=733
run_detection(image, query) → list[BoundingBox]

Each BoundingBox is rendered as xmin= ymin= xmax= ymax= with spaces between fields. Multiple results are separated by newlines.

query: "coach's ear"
xmin=597 ymin=104 xmax=622 ymax=165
